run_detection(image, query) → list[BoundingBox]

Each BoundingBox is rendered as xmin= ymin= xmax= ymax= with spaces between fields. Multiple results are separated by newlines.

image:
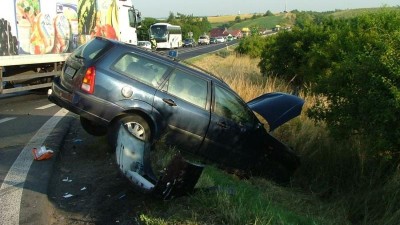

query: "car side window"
xmin=112 ymin=53 xmax=168 ymax=87
xmin=213 ymin=85 xmax=254 ymax=124
xmin=163 ymin=70 xmax=208 ymax=109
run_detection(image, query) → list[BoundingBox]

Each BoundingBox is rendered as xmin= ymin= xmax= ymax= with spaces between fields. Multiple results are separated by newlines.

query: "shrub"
xmin=235 ymin=36 xmax=268 ymax=58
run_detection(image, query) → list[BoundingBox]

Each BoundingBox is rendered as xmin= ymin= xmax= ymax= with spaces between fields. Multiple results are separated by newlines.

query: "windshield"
xmin=150 ymin=25 xmax=168 ymax=42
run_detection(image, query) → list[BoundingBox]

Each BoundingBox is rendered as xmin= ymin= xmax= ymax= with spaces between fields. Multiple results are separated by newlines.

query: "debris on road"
xmin=62 ymin=177 xmax=72 ymax=182
xmin=32 ymin=146 xmax=54 ymax=161
xmin=63 ymin=193 xmax=74 ymax=198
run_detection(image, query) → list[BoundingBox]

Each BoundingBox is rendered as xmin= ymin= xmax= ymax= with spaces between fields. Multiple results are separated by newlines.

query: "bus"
xmin=149 ymin=23 xmax=182 ymax=49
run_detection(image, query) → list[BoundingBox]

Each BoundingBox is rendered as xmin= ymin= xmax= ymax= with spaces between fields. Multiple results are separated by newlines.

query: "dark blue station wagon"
xmin=48 ymin=37 xmax=304 ymax=184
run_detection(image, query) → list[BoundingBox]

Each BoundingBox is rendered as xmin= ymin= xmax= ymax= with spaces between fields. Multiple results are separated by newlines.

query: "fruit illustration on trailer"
xmin=0 ymin=18 xmax=19 ymax=56
xmin=15 ymin=0 xmax=40 ymax=54
xmin=78 ymin=0 xmax=118 ymax=42
xmin=53 ymin=14 xmax=71 ymax=53
xmin=30 ymin=13 xmax=55 ymax=54
xmin=78 ymin=0 xmax=97 ymax=36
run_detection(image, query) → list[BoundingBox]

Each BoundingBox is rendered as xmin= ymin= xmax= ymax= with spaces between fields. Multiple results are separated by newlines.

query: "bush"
xmin=308 ymin=9 xmax=400 ymax=154
xmin=235 ymin=36 xmax=268 ymax=58
xmin=258 ymin=9 xmax=400 ymax=156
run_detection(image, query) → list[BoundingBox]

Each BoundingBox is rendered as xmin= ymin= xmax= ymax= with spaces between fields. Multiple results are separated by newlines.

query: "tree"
xmin=235 ymin=15 xmax=241 ymax=23
xmin=137 ymin=17 xmax=159 ymax=41
xmin=264 ymin=10 xmax=274 ymax=16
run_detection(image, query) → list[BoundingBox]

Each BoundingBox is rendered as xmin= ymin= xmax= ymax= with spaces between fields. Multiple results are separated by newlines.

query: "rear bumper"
xmin=48 ymin=77 xmax=111 ymax=126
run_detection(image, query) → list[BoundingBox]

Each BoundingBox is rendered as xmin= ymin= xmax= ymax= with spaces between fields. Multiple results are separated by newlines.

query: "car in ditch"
xmin=48 ymin=37 xmax=304 ymax=198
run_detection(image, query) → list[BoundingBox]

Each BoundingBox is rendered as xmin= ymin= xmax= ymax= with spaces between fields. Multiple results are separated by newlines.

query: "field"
xmin=208 ymin=12 xmax=293 ymax=30
xmin=207 ymin=13 xmax=258 ymax=23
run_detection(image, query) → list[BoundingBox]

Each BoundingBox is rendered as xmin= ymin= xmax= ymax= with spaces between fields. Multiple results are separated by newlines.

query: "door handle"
xmin=162 ymin=98 xmax=177 ymax=106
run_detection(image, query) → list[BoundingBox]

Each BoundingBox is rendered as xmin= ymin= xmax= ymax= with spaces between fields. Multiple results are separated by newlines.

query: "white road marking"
xmin=0 ymin=117 xmax=16 ymax=124
xmin=0 ymin=108 xmax=69 ymax=224
xmin=35 ymin=103 xmax=56 ymax=110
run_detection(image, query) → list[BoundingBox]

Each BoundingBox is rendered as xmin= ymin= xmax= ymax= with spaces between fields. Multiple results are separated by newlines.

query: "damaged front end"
xmin=116 ymin=125 xmax=204 ymax=200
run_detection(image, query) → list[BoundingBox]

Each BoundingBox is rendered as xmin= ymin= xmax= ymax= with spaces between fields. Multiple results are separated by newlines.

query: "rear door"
xmin=153 ymin=69 xmax=210 ymax=152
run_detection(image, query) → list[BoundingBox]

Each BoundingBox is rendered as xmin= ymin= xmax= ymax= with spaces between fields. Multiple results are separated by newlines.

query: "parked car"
xmin=137 ymin=41 xmax=152 ymax=50
xmin=210 ymin=37 xmax=217 ymax=44
xmin=48 ymin=37 xmax=304 ymax=194
xmin=198 ymin=35 xmax=210 ymax=45
xmin=216 ymin=36 xmax=225 ymax=43
xmin=226 ymin=36 xmax=234 ymax=42
xmin=182 ymin=38 xmax=196 ymax=47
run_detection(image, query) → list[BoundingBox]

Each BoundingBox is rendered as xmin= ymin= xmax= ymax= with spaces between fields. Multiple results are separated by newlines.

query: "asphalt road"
xmin=0 ymin=41 xmax=238 ymax=224
xmin=0 ymin=91 xmax=74 ymax=224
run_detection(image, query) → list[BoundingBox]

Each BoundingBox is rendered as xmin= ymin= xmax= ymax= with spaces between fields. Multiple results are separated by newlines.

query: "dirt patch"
xmin=47 ymin=117 xmax=160 ymax=225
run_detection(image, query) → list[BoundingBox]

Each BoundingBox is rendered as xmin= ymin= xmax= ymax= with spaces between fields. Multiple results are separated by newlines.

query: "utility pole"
xmin=285 ymin=0 xmax=287 ymax=12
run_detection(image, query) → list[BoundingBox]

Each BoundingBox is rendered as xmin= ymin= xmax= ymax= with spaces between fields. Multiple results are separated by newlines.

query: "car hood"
xmin=247 ymin=92 xmax=304 ymax=131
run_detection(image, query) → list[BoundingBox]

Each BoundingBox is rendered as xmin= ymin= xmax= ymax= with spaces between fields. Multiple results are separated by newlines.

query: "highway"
xmin=0 ymin=40 xmax=237 ymax=224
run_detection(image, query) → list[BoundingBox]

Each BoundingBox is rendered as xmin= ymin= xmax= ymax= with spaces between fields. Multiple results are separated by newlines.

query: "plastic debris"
xmin=80 ymin=187 xmax=87 ymax=191
xmin=32 ymin=146 xmax=54 ymax=161
xmin=62 ymin=177 xmax=72 ymax=182
xmin=63 ymin=193 xmax=73 ymax=198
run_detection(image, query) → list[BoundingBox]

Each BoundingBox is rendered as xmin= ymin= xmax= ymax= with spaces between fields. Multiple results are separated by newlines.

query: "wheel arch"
xmin=110 ymin=108 xmax=161 ymax=141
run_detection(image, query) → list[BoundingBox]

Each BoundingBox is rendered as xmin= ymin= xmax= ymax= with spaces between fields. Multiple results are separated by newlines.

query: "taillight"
xmin=81 ymin=66 xmax=96 ymax=94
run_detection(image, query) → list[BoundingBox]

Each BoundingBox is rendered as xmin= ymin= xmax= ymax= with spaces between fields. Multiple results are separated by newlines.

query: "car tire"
xmin=80 ymin=116 xmax=107 ymax=136
xmin=108 ymin=114 xmax=151 ymax=148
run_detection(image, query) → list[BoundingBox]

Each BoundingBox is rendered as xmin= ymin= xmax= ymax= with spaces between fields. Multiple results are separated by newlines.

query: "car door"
xmin=199 ymin=83 xmax=263 ymax=168
xmin=152 ymin=69 xmax=211 ymax=152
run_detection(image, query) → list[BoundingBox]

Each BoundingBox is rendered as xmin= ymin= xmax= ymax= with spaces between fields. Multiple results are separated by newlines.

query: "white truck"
xmin=0 ymin=0 xmax=141 ymax=94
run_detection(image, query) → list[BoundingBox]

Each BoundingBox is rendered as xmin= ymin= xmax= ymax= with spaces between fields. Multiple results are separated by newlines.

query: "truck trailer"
xmin=0 ymin=0 xmax=141 ymax=94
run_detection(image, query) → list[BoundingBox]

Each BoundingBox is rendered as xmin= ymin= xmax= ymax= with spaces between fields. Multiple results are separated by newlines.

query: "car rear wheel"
xmin=80 ymin=116 xmax=107 ymax=136
xmin=108 ymin=115 xmax=151 ymax=148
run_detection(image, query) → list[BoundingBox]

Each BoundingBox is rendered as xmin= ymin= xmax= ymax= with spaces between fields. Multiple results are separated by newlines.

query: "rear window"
xmin=71 ymin=37 xmax=113 ymax=62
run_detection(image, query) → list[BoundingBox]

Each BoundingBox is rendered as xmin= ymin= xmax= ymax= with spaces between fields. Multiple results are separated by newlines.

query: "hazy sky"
xmin=133 ymin=0 xmax=399 ymax=18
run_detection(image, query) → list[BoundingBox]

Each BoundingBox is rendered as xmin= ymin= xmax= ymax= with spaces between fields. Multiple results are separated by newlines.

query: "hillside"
xmin=208 ymin=12 xmax=294 ymax=30
xmin=330 ymin=7 xmax=400 ymax=18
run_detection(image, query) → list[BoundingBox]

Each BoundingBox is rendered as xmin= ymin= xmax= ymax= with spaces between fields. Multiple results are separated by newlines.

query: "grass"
xmin=138 ymin=47 xmax=400 ymax=224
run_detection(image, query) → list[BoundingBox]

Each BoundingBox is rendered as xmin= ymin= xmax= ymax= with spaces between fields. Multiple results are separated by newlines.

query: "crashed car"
xmin=48 ymin=37 xmax=304 ymax=199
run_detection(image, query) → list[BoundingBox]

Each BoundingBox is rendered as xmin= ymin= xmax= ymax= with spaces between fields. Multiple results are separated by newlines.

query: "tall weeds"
xmin=190 ymin=51 xmax=400 ymax=225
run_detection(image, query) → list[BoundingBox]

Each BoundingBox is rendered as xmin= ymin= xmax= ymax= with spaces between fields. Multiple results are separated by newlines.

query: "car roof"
xmin=99 ymin=37 xmax=229 ymax=87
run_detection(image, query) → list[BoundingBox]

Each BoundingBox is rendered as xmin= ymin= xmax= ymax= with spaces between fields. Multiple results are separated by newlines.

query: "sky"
xmin=132 ymin=0 xmax=399 ymax=18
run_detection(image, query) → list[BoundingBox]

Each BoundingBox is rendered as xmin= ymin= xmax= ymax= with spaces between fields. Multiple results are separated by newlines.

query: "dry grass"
xmin=207 ymin=14 xmax=258 ymax=24
xmin=191 ymin=53 xmax=291 ymax=101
